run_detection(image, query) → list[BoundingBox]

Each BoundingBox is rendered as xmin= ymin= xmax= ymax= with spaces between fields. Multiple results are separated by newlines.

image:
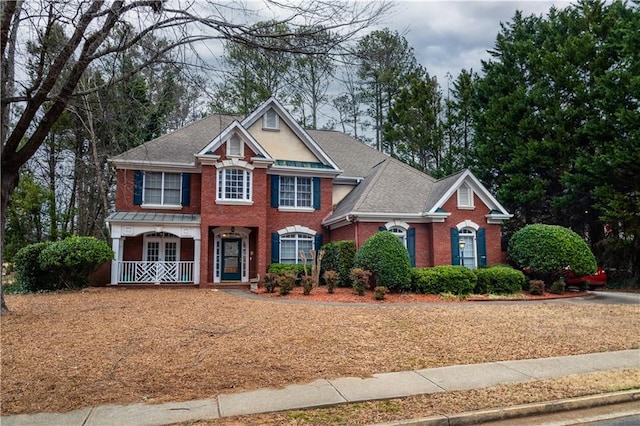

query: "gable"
xmin=241 ymin=98 xmax=340 ymax=171
xmin=426 ymin=170 xmax=512 ymax=223
xmin=247 ymin=119 xmax=319 ymax=163
xmin=198 ymin=121 xmax=271 ymax=160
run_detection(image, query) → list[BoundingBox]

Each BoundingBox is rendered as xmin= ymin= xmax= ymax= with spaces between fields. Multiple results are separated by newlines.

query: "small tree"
xmin=508 ymin=224 xmax=597 ymax=286
xmin=353 ymin=231 xmax=411 ymax=291
xmin=321 ymin=240 xmax=356 ymax=287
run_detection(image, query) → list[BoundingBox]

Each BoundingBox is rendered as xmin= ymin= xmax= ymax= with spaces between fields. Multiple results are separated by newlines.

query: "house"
xmin=107 ymin=98 xmax=511 ymax=286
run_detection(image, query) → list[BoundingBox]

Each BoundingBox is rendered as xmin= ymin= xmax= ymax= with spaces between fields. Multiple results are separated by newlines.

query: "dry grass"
xmin=1 ymin=287 xmax=639 ymax=416
xmin=190 ymin=369 xmax=640 ymax=425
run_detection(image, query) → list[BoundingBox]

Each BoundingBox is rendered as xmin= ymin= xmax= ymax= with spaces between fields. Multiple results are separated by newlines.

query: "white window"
xmin=144 ymin=172 xmax=181 ymax=205
xmin=227 ymin=133 xmax=243 ymax=157
xmin=280 ymin=233 xmax=314 ymax=264
xmin=388 ymin=226 xmax=407 ymax=248
xmin=217 ymin=168 xmax=252 ymax=201
xmin=279 ymin=176 xmax=312 ymax=208
xmin=263 ymin=108 xmax=279 ymax=130
xmin=457 ymin=182 xmax=473 ymax=208
xmin=459 ymin=228 xmax=477 ymax=268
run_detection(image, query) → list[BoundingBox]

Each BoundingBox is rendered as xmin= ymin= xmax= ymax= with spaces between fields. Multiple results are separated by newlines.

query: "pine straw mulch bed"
xmin=1 ymin=287 xmax=638 ymax=416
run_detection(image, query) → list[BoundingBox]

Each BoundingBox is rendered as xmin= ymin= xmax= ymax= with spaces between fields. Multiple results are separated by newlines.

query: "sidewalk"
xmin=3 ymin=349 xmax=639 ymax=426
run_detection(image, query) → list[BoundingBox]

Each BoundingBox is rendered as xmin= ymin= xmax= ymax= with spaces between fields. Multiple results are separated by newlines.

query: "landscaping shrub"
xmin=350 ymin=268 xmax=370 ymax=296
xmin=278 ymin=271 xmax=296 ymax=295
xmin=13 ymin=242 xmax=55 ymax=292
xmin=550 ymin=279 xmax=565 ymax=295
xmin=374 ymin=286 xmax=388 ymax=300
xmin=474 ymin=266 xmax=525 ymax=294
xmin=411 ymin=265 xmax=476 ymax=295
xmin=508 ymin=224 xmax=597 ymax=286
xmin=324 ymin=270 xmax=338 ymax=294
xmin=38 ymin=236 xmax=113 ymax=289
xmin=268 ymin=263 xmax=306 ymax=277
xmin=263 ymin=273 xmax=279 ymax=293
xmin=353 ymin=231 xmax=411 ymax=291
xmin=321 ymin=240 xmax=356 ymax=287
xmin=529 ymin=280 xmax=545 ymax=295
xmin=301 ymin=275 xmax=314 ymax=295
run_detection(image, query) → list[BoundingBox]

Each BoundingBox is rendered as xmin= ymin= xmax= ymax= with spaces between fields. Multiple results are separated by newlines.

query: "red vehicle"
xmin=566 ymin=267 xmax=607 ymax=290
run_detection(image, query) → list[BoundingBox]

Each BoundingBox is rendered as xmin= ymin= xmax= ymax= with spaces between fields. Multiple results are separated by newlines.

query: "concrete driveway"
xmin=557 ymin=291 xmax=639 ymax=305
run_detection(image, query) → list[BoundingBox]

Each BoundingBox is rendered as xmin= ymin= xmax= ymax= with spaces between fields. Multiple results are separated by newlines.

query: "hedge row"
xmin=411 ymin=265 xmax=525 ymax=295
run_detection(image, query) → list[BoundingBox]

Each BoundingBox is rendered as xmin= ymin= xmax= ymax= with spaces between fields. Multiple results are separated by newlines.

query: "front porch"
xmin=107 ymin=212 xmax=201 ymax=285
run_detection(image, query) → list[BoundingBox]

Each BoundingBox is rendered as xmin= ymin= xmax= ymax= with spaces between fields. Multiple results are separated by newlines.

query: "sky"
xmin=374 ymin=0 xmax=573 ymax=84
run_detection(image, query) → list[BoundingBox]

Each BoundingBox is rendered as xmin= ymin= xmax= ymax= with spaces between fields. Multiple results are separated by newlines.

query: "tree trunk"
xmin=1 ymin=166 xmax=19 ymax=314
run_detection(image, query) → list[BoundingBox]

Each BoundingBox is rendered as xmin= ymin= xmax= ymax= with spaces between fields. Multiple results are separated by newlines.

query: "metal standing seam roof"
xmin=107 ymin=212 xmax=201 ymax=223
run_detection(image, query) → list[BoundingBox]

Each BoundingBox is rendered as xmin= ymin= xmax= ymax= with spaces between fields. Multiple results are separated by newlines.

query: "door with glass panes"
xmin=144 ymin=233 xmax=179 ymax=282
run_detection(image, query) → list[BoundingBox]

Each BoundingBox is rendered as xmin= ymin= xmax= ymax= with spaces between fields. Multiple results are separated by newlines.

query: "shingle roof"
xmin=306 ymin=130 xmax=388 ymax=178
xmin=110 ymin=114 xmax=241 ymax=165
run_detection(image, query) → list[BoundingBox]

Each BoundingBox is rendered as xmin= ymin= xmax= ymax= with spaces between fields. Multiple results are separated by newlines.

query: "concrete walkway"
xmin=3 ymin=349 xmax=639 ymax=426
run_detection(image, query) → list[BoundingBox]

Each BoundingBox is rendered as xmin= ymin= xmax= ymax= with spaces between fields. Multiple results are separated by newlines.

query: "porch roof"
xmin=107 ymin=211 xmax=201 ymax=224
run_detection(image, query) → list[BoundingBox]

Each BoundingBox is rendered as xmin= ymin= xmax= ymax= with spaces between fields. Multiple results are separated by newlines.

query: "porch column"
xmin=111 ymin=236 xmax=122 ymax=285
xmin=193 ymin=237 xmax=201 ymax=284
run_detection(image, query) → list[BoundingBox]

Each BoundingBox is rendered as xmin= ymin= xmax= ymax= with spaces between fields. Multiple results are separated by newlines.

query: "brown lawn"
xmin=1 ymin=287 xmax=639 ymax=415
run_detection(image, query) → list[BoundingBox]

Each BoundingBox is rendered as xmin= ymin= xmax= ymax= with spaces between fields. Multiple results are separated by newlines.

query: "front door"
xmin=221 ymin=238 xmax=242 ymax=281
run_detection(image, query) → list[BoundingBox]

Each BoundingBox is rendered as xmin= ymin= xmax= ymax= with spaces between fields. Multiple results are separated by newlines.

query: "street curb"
xmin=372 ymin=389 xmax=640 ymax=426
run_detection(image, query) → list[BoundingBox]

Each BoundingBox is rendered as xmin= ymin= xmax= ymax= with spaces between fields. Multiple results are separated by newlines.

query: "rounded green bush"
xmin=353 ymin=231 xmax=411 ymax=291
xmin=474 ymin=266 xmax=525 ymax=294
xmin=13 ymin=241 xmax=55 ymax=292
xmin=508 ymin=224 xmax=597 ymax=284
xmin=39 ymin=236 xmax=113 ymax=289
xmin=411 ymin=265 xmax=476 ymax=295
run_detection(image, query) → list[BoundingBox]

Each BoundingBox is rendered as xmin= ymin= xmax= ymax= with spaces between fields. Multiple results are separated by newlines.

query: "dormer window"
xmin=457 ymin=182 xmax=474 ymax=208
xmin=263 ymin=108 xmax=279 ymax=130
xmin=227 ymin=133 xmax=243 ymax=157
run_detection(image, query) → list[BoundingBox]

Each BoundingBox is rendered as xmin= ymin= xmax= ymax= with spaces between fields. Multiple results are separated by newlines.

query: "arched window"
xmin=388 ymin=226 xmax=407 ymax=248
xmin=279 ymin=233 xmax=314 ymax=264
xmin=458 ymin=228 xmax=476 ymax=268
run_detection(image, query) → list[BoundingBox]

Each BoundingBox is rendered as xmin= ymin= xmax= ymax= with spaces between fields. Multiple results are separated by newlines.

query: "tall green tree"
xmin=473 ymin=0 xmax=639 ymax=283
xmin=213 ymin=21 xmax=294 ymax=114
xmin=384 ymin=66 xmax=444 ymax=176
xmin=356 ymin=28 xmax=417 ymax=153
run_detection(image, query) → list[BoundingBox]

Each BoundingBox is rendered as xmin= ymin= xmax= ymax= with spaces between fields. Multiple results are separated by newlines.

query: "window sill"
xmin=278 ymin=206 xmax=314 ymax=213
xmin=262 ymin=127 xmax=280 ymax=132
xmin=457 ymin=206 xmax=475 ymax=210
xmin=140 ymin=204 xmax=183 ymax=210
xmin=216 ymin=200 xmax=254 ymax=206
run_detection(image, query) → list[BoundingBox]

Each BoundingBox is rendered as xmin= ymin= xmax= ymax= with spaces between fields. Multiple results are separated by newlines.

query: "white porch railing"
xmin=117 ymin=261 xmax=194 ymax=284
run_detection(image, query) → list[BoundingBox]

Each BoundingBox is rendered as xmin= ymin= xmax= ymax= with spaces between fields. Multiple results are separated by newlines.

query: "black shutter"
xmin=133 ymin=170 xmax=143 ymax=205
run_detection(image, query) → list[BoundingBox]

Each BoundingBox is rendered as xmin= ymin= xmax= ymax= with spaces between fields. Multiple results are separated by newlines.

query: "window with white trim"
xmin=217 ymin=168 xmax=252 ymax=201
xmin=227 ymin=133 xmax=243 ymax=157
xmin=459 ymin=228 xmax=477 ymax=268
xmin=144 ymin=172 xmax=181 ymax=205
xmin=263 ymin=108 xmax=279 ymax=130
xmin=279 ymin=176 xmax=312 ymax=208
xmin=280 ymin=233 xmax=314 ymax=264
xmin=457 ymin=183 xmax=473 ymax=208
xmin=388 ymin=226 xmax=407 ymax=248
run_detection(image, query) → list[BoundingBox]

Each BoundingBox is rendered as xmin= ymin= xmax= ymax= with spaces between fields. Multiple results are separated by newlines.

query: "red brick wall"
xmin=123 ymin=235 xmax=143 ymax=260
xmin=115 ymin=169 xmax=201 ymax=214
xmin=431 ymin=192 xmax=503 ymax=266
